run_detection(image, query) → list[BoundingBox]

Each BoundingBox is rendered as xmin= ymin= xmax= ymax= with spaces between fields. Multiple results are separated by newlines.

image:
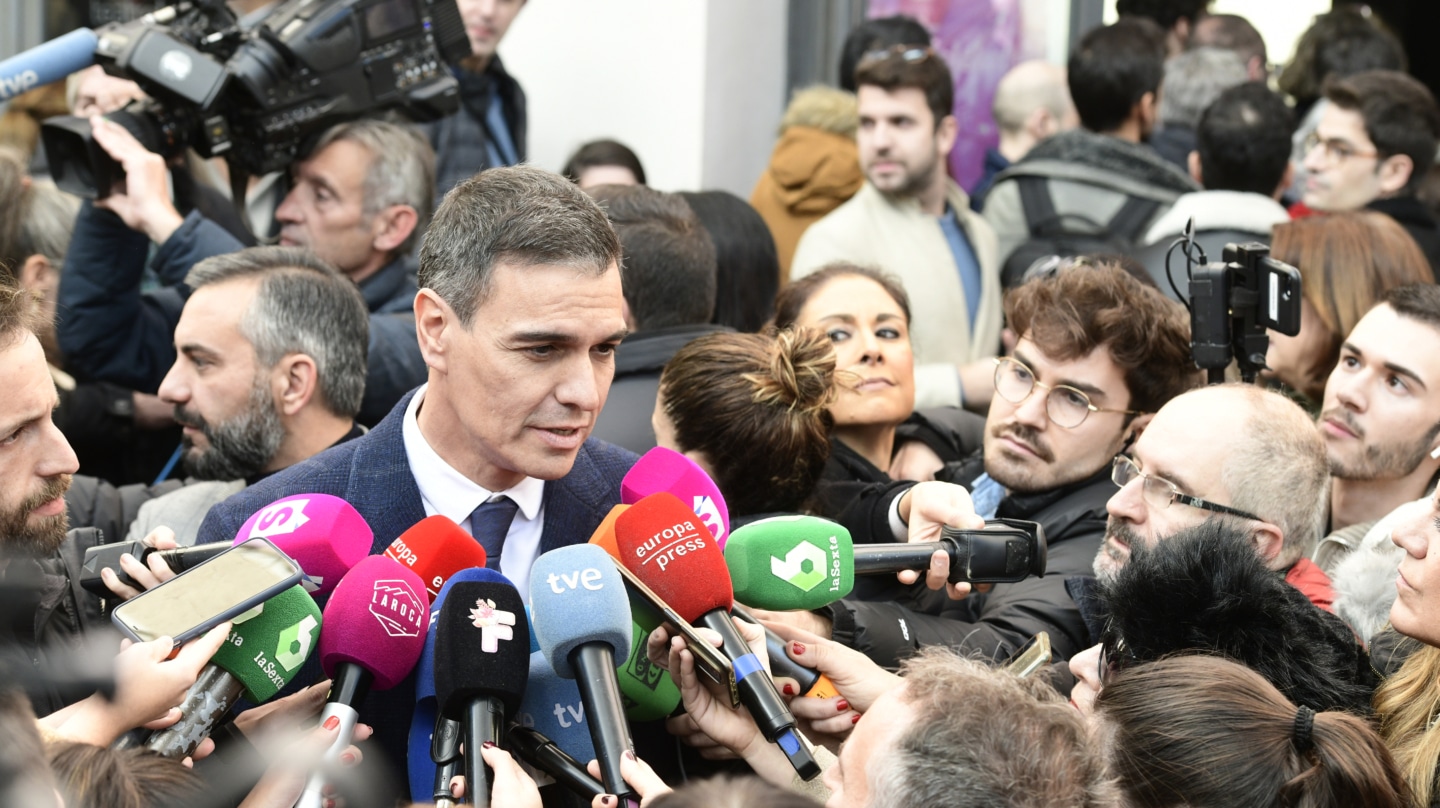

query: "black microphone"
xmin=508 ymin=725 xmax=606 ymax=800
xmin=851 ymin=519 xmax=1048 ymax=584
xmin=434 ymin=579 xmax=530 ymax=808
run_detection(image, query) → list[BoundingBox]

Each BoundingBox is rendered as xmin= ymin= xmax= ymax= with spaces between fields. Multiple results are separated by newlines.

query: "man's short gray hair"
xmin=418 ymin=165 xmax=622 ymax=326
xmin=992 ymin=61 xmax=1073 ymax=136
xmin=867 ymin=649 xmax=1115 ymax=808
xmin=1218 ymin=384 xmax=1331 ymax=567
xmin=312 ymin=118 xmax=435 ymax=255
xmin=1158 ymin=47 xmax=1249 ymax=127
xmin=186 ymin=247 xmax=369 ymax=417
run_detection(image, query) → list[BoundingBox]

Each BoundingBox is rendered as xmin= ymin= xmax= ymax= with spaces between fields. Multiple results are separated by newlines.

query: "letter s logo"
xmin=274 ymin=614 xmax=319 ymax=672
xmin=771 ymin=542 xmax=828 ymax=592
xmin=248 ymin=498 xmax=311 ymax=540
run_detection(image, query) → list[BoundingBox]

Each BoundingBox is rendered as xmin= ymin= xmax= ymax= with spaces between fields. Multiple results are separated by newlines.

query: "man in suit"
xmin=193 ymin=165 xmax=636 ymax=784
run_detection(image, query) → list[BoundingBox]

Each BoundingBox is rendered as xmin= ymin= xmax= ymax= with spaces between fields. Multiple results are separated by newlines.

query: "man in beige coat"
xmin=792 ymin=46 xmax=1001 ymax=410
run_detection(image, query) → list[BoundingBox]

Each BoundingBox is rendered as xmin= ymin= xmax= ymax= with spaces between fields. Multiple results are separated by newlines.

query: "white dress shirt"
xmin=401 ymin=384 xmax=546 ymax=602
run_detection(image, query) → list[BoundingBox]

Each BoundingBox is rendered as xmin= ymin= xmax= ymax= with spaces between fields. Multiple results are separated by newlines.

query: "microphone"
xmin=621 ymin=447 xmax=731 ymax=548
xmin=144 ymin=585 xmax=321 ymax=758
xmin=0 ymin=28 xmax=97 ymax=102
xmin=850 ymin=519 xmax=1048 ymax=584
xmin=407 ymin=568 xmax=505 ymax=807
xmin=508 ymin=725 xmax=606 ymax=800
xmin=296 ymin=556 xmax=430 ymax=808
xmin=434 ymin=578 xmax=530 ymax=808
xmin=529 ymin=545 xmax=636 ymax=802
xmin=516 ymin=652 xmax=596 ymax=770
xmin=384 ymin=516 xmax=488 ymax=602
xmin=724 ymin=515 xmax=856 ymax=610
xmin=614 ymin=493 xmax=820 ymax=780
xmin=232 ymin=494 xmax=374 ymax=596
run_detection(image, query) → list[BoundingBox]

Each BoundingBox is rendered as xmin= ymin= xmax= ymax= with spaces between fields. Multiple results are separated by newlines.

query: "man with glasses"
xmin=1301 ymin=70 xmax=1440 ymax=278
xmin=763 ymin=263 xmax=1196 ymax=667
xmin=791 ymin=43 xmax=1002 ymax=410
xmin=1095 ymin=383 xmax=1334 ymax=609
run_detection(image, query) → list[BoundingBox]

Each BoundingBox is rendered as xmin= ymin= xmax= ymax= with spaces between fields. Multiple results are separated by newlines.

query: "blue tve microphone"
xmin=0 ymin=29 xmax=98 ymax=102
xmin=517 ymin=651 xmax=596 ymax=765
xmin=408 ymin=567 xmax=510 ymax=807
xmin=530 ymin=545 xmax=636 ymax=804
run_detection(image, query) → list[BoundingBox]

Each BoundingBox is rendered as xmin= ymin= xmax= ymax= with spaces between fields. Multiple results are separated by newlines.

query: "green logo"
xmin=274 ymin=614 xmax=319 ymax=672
xmin=771 ymin=542 xmax=827 ymax=592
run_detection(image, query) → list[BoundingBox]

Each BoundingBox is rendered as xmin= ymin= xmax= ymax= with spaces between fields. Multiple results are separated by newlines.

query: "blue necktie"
xmin=468 ymin=496 xmax=518 ymax=570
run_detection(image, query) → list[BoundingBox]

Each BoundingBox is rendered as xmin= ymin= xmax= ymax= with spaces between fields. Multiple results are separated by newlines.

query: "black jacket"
xmin=825 ymin=463 xmax=1117 ymax=669
xmin=589 ymin=323 xmax=731 ymax=454
xmin=419 ymin=57 xmax=527 ymax=210
xmin=1368 ymin=195 xmax=1440 ymax=282
xmin=56 ymin=204 xmax=426 ymax=425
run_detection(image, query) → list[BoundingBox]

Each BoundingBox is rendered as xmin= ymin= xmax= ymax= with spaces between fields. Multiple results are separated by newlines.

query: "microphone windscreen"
xmin=516 ymin=652 xmax=596 ymax=764
xmin=433 ymin=580 xmax=530 ymax=717
xmin=385 ymin=516 xmax=487 ymax=602
xmin=318 ymin=555 xmax=430 ymax=690
xmin=588 ymin=504 xmax=629 ymax=560
xmin=529 ymin=545 xmax=632 ymax=679
xmin=524 ymin=605 xmax=540 ymax=655
xmin=233 ymin=494 xmax=372 ymax=595
xmin=417 ymin=567 xmax=508 ymax=702
xmin=621 ymin=448 xmax=731 ymax=548
xmin=725 ymin=516 xmax=856 ymax=610
xmin=614 ymin=493 xmax=732 ymax=622
xmin=616 ymin=618 xmax=681 ymax=721
xmin=208 ymin=584 xmax=322 ymax=702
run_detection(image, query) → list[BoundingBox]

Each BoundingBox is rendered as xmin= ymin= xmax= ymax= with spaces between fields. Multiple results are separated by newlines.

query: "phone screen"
xmin=111 ymin=539 xmax=301 ymax=643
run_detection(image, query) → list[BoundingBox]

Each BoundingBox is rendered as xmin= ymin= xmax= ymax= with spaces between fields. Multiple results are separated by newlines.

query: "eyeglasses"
xmin=1111 ymin=455 xmax=1263 ymax=521
xmin=1303 ymin=132 xmax=1380 ymax=164
xmin=992 ymin=357 xmax=1143 ymax=429
xmin=858 ymin=45 xmax=936 ymax=66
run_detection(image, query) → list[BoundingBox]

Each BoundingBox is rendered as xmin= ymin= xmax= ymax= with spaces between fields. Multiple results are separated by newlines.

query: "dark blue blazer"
xmin=196 ymin=388 xmax=636 ymax=786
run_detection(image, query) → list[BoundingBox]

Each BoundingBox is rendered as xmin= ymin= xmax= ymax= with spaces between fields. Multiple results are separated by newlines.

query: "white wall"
xmin=500 ymin=0 xmax=787 ymax=197
xmin=1101 ymin=0 xmax=1330 ymax=67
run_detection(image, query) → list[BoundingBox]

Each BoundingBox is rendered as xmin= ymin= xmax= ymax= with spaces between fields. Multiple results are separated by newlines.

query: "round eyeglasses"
xmin=992 ymin=357 xmax=1143 ymax=429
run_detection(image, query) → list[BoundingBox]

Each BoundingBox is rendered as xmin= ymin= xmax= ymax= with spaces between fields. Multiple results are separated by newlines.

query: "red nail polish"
xmin=482 ymin=741 xmax=496 ymax=749
xmin=624 ymin=749 xmax=637 ymax=761
xmin=601 ymin=797 xmax=614 ymax=806
xmin=340 ymin=751 xmax=355 ymax=765
xmin=836 ymin=699 xmax=849 ymax=712
xmin=851 ymin=713 xmax=861 ymax=724
xmin=792 ymin=641 xmax=806 ymax=656
xmin=782 ymin=683 xmax=796 ymax=696
xmin=323 ymin=716 xmax=339 ymax=731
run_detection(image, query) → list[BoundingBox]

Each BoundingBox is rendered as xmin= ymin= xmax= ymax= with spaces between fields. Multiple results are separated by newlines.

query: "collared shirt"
xmin=939 ymin=203 xmax=983 ymax=330
xmin=400 ymin=384 xmax=546 ymax=601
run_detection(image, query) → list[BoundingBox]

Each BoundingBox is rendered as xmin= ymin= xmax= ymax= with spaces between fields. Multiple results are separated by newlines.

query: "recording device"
xmin=433 ymin=578 xmax=530 ymax=808
xmin=621 ymin=447 xmax=731 ymax=548
xmin=407 ymin=567 xmax=506 ymax=807
xmin=109 ymin=537 xmax=303 ymax=644
xmin=1002 ymin=632 xmax=1052 ymax=679
xmin=385 ymin=515 xmax=489 ymax=601
xmin=854 ymin=519 xmax=1047 ymax=584
xmin=231 ymin=493 xmax=374 ymax=595
xmin=33 ymin=0 xmax=472 ymax=198
xmin=1168 ymin=220 xmax=1303 ymax=383
xmin=530 ymin=545 xmax=638 ymax=803
xmin=507 ymin=725 xmax=606 ymax=800
xmin=297 ymin=555 xmax=430 ymax=808
xmin=615 ymin=493 xmax=821 ymax=781
xmin=144 ymin=585 xmax=321 ymax=758
xmin=80 ymin=540 xmax=229 ymax=596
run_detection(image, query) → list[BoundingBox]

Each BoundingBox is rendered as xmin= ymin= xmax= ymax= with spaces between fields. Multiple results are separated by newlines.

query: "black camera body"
xmin=1188 ymin=242 xmax=1302 ymax=383
xmin=42 ymin=0 xmax=471 ymax=198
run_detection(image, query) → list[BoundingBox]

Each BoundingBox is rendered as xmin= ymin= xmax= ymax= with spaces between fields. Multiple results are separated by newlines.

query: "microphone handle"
xmin=144 ymin=665 xmax=246 ymax=758
xmin=697 ymin=610 xmax=820 ymax=779
xmin=507 ymin=726 xmax=606 ymax=799
xmin=851 ymin=540 xmax=951 ymax=577
xmin=571 ymin=644 xmax=639 ymax=802
xmin=296 ymin=663 xmax=372 ymax=808
xmin=464 ymin=696 xmax=505 ymax=808
xmin=431 ymin=715 xmax=462 ymax=805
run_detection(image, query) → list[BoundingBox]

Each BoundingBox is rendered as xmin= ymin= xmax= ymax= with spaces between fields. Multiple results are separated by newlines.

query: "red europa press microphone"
xmin=384 ymin=515 xmax=490 ymax=602
xmin=613 ymin=493 xmax=820 ymax=780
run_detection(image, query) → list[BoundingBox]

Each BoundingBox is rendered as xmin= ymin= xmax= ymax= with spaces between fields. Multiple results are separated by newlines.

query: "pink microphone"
xmin=232 ymin=494 xmax=372 ymax=595
xmin=298 ymin=555 xmax=430 ymax=808
xmin=621 ymin=447 xmax=731 ymax=548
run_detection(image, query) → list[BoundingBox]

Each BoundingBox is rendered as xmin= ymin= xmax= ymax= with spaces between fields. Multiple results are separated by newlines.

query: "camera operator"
xmin=55 ymin=117 xmax=434 ymax=426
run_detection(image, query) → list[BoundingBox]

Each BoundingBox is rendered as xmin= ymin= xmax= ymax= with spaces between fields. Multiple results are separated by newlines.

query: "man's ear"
xmin=1187 ymin=151 xmax=1203 ymax=185
xmin=936 ymin=114 xmax=959 ymax=158
xmin=1273 ymin=163 xmax=1295 ymax=201
xmin=1251 ymin=522 xmax=1287 ymax=567
xmin=1376 ymin=153 xmax=1414 ymax=197
xmin=371 ymin=205 xmax=419 ymax=254
xmin=273 ymin=353 xmax=320 ymax=417
xmin=1025 ymin=107 xmax=1056 ymax=141
xmin=1124 ymin=412 xmax=1153 ymax=446
xmin=414 ymin=288 xmax=455 ymax=373
xmin=1137 ymin=91 xmax=1158 ymax=132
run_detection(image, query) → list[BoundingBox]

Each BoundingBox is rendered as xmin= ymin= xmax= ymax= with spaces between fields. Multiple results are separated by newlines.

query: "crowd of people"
xmin=5 ymin=0 xmax=1440 ymax=806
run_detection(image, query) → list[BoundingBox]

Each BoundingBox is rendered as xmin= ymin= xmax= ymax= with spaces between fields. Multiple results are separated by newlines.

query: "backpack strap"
xmin=1105 ymin=195 xmax=1163 ymax=241
xmin=1016 ymin=176 xmax=1059 ymax=236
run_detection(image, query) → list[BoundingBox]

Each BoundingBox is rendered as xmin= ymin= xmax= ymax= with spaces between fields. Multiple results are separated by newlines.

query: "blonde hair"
xmin=1374 ymin=640 xmax=1440 ymax=804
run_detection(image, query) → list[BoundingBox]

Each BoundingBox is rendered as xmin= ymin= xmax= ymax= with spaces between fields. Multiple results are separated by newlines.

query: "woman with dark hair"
xmin=561 ymin=139 xmax=646 ymax=189
xmin=678 ymin=190 xmax=781 ymax=333
xmin=1264 ymin=212 xmax=1432 ymax=405
xmin=46 ymin=743 xmax=205 ymax=808
xmin=1098 ymin=655 xmax=1409 ymax=808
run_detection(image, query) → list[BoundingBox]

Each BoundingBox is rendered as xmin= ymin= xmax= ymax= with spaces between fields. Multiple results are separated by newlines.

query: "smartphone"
xmin=110 ymin=538 xmax=303 ymax=644
xmin=1002 ymin=632 xmax=1052 ymax=679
